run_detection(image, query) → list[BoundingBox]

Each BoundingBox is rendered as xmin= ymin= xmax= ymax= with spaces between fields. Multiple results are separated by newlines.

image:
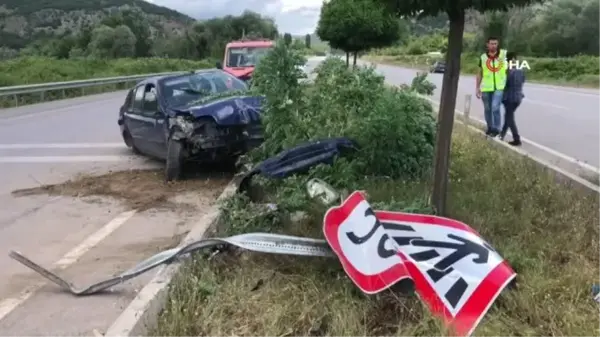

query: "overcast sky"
xmin=144 ymin=0 xmax=322 ymax=35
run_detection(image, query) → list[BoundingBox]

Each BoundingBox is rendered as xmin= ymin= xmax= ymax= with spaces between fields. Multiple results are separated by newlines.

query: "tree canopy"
xmin=317 ymin=0 xmax=400 ymax=65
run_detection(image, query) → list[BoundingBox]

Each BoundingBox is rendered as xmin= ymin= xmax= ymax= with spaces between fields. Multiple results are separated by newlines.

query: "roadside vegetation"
xmin=152 ymin=42 xmax=599 ymax=336
xmin=366 ymin=0 xmax=599 ymax=87
xmin=366 ymin=52 xmax=600 ymax=87
xmin=0 ymin=57 xmax=212 ymax=107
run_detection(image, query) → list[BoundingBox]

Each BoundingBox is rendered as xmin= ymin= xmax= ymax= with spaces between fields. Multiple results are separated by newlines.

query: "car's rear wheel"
xmin=122 ymin=129 xmax=140 ymax=154
xmin=165 ymin=138 xmax=184 ymax=182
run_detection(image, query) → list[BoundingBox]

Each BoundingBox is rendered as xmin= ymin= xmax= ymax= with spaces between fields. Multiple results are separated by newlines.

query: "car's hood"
xmin=171 ymin=95 xmax=263 ymax=126
xmin=224 ymin=67 xmax=254 ymax=78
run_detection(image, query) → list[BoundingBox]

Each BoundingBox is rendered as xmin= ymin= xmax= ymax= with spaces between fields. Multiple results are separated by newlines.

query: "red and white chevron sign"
xmin=323 ymin=191 xmax=516 ymax=336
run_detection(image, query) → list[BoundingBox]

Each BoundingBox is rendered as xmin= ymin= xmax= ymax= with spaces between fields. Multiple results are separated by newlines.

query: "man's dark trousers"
xmin=501 ymin=101 xmax=520 ymax=141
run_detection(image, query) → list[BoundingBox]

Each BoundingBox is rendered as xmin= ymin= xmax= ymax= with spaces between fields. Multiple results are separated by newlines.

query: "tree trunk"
xmin=353 ymin=52 xmax=357 ymax=66
xmin=345 ymin=52 xmax=349 ymax=67
xmin=431 ymin=9 xmax=465 ymax=216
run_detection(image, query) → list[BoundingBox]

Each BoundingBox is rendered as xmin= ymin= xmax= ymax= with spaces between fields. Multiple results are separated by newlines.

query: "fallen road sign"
xmin=323 ymin=191 xmax=516 ymax=336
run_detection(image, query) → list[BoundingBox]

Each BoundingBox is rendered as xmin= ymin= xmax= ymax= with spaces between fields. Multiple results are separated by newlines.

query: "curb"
xmin=104 ymin=177 xmax=241 ymax=336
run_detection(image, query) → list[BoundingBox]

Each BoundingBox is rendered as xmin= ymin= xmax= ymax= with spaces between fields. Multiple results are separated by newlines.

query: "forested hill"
xmin=0 ymin=0 xmax=194 ymax=50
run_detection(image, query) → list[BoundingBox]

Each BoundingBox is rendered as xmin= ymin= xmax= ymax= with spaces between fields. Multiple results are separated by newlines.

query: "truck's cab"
xmin=216 ymin=39 xmax=274 ymax=82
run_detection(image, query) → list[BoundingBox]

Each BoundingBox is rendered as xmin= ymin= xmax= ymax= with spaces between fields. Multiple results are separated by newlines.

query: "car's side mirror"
xmin=216 ymin=61 xmax=223 ymax=69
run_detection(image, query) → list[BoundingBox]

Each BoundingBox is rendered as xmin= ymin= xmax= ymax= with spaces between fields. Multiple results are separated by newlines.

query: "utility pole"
xmin=431 ymin=12 xmax=464 ymax=216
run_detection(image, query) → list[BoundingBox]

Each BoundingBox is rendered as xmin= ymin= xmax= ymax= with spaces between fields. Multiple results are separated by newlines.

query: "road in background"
xmin=368 ymin=62 xmax=600 ymax=170
xmin=0 ymin=92 xmax=228 ymax=335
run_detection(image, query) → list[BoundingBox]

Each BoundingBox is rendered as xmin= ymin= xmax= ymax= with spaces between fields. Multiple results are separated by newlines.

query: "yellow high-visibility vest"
xmin=480 ymin=49 xmax=507 ymax=92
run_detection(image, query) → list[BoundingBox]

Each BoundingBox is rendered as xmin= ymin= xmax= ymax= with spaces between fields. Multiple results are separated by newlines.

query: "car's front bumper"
xmin=187 ymin=123 xmax=263 ymax=159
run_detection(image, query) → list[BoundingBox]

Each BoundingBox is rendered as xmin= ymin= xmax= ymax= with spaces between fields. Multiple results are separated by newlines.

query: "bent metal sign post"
xmin=323 ymin=191 xmax=516 ymax=336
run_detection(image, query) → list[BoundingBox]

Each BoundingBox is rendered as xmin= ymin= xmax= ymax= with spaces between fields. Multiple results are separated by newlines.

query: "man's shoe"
xmin=509 ymin=140 xmax=521 ymax=146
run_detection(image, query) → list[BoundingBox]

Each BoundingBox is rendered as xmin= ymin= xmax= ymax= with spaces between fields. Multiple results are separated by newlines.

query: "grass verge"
xmin=152 ymin=123 xmax=599 ymax=336
xmin=0 ymin=57 xmax=212 ymax=107
xmin=150 ymin=45 xmax=598 ymax=335
xmin=364 ymin=54 xmax=600 ymax=88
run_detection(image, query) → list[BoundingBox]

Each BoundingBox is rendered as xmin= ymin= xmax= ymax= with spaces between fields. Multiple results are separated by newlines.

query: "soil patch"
xmin=11 ymin=169 xmax=232 ymax=211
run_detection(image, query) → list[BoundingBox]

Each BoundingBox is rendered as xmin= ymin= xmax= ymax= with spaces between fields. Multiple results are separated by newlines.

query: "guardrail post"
xmin=464 ymin=94 xmax=471 ymax=126
xmin=81 ymin=87 xmax=85 ymax=96
xmin=40 ymin=91 xmax=44 ymax=102
xmin=62 ymin=89 xmax=66 ymax=98
xmin=13 ymin=94 xmax=18 ymax=107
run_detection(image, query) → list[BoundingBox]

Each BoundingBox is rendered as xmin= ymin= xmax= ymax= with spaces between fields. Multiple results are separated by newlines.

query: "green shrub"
xmin=247 ymin=42 xmax=436 ymax=210
xmin=0 ymin=56 xmax=213 ymax=87
xmin=370 ymin=49 xmax=599 ymax=86
xmin=0 ymin=57 xmax=214 ymax=107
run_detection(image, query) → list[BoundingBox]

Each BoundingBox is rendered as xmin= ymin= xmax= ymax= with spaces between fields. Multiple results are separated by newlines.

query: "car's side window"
xmin=141 ymin=84 xmax=158 ymax=117
xmin=131 ymin=85 xmax=145 ymax=113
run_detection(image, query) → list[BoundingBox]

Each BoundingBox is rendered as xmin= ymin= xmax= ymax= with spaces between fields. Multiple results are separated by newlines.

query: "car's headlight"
xmin=175 ymin=115 xmax=195 ymax=134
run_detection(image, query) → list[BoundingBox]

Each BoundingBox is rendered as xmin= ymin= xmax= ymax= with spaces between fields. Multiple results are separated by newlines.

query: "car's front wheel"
xmin=165 ymin=138 xmax=184 ymax=182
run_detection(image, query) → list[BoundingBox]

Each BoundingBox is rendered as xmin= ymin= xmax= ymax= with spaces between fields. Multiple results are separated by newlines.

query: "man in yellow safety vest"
xmin=476 ymin=37 xmax=507 ymax=137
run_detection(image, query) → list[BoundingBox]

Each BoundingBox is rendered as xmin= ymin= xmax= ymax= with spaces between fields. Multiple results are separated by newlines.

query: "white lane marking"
xmin=423 ymin=96 xmax=600 ymax=174
xmin=0 ymin=93 xmax=128 ymax=123
xmin=0 ymin=143 xmax=124 ymax=149
xmin=0 ymin=210 xmax=137 ymax=321
xmin=0 ymin=156 xmax=133 ymax=163
xmin=522 ymin=99 xmax=569 ymax=110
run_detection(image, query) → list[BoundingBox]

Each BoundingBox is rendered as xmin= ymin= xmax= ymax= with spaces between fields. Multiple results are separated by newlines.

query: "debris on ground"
xmin=11 ymin=169 xmax=231 ymax=210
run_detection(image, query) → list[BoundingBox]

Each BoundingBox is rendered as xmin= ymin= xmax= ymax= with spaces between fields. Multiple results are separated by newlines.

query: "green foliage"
xmin=87 ymin=24 xmax=137 ymax=58
xmin=242 ymin=43 xmax=436 ymax=212
xmin=283 ymin=33 xmax=292 ymax=45
xmin=100 ymin=7 xmax=152 ymax=57
xmin=304 ymin=34 xmax=311 ymax=49
xmin=0 ymin=57 xmax=211 ymax=87
xmin=154 ymin=11 xmax=278 ymax=60
xmin=317 ymin=0 xmax=400 ymax=61
xmin=380 ymin=0 xmax=544 ymax=17
xmin=218 ymin=193 xmax=282 ymax=235
xmin=372 ymin=52 xmax=600 ymax=86
xmin=249 ymin=40 xmax=308 ymax=154
xmin=0 ymin=0 xmax=193 ymax=21
xmin=1 ymin=3 xmax=277 ymax=62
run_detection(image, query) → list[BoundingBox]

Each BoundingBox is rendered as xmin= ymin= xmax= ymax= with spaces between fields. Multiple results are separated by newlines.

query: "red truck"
xmin=216 ymin=39 xmax=274 ymax=81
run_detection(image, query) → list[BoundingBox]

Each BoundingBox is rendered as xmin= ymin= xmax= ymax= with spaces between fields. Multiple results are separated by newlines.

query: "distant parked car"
xmin=430 ymin=61 xmax=445 ymax=73
xmin=117 ymin=69 xmax=263 ymax=181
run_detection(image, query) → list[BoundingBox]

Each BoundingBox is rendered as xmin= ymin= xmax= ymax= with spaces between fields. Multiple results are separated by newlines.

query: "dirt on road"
xmin=1 ymin=168 xmax=232 ymax=336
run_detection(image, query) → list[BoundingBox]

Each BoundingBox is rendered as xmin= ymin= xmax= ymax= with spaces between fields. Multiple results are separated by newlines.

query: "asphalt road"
xmin=368 ymin=62 xmax=600 ymax=171
xmin=0 ymin=92 xmax=228 ymax=335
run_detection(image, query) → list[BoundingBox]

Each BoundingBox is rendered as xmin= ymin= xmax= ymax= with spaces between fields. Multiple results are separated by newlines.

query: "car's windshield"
xmin=226 ymin=46 xmax=272 ymax=67
xmin=160 ymin=71 xmax=247 ymax=107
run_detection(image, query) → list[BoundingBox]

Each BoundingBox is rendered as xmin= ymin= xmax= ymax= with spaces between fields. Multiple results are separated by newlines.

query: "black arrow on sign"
xmin=409 ymin=234 xmax=490 ymax=271
xmin=346 ymin=208 xmax=419 ymax=259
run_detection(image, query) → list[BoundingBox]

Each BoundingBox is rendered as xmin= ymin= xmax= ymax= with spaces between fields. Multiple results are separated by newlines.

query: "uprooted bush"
xmin=241 ymin=42 xmax=437 ymax=214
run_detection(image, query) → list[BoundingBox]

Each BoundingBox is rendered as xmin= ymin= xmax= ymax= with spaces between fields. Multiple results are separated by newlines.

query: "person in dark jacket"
xmin=500 ymin=51 xmax=525 ymax=146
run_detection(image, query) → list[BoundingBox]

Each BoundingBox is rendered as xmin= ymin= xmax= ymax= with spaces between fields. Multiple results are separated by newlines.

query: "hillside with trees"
xmin=0 ymin=0 xmax=279 ymax=61
xmin=0 ymin=0 xmax=194 ymax=53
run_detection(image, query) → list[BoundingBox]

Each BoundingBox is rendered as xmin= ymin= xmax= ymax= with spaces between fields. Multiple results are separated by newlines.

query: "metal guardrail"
xmin=0 ymin=71 xmax=184 ymax=98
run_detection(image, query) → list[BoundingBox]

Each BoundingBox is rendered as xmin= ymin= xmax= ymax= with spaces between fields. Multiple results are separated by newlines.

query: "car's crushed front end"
xmin=169 ymin=95 xmax=264 ymax=163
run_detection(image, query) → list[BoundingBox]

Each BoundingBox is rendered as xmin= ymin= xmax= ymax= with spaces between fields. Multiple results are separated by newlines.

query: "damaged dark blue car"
xmin=118 ymin=69 xmax=264 ymax=181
